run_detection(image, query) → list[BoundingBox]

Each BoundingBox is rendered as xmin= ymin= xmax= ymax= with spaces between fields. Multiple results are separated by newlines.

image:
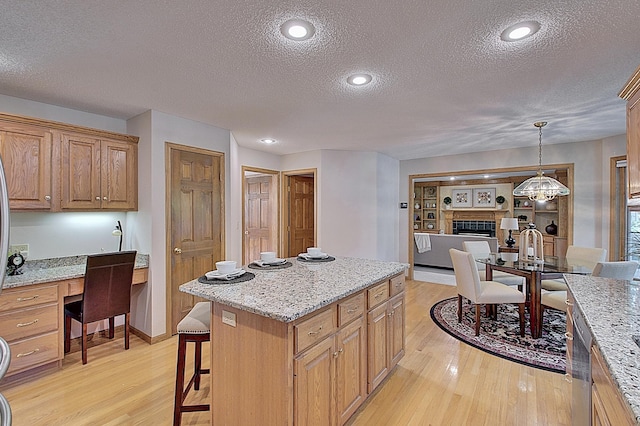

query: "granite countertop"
xmin=564 ymin=274 xmax=640 ymax=423
xmin=179 ymin=256 xmax=406 ymax=323
xmin=2 ymin=253 xmax=150 ymax=289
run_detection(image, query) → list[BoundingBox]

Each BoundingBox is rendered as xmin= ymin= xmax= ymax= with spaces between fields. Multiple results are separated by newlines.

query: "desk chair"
xmin=450 ymin=249 xmax=526 ymax=336
xmin=64 ymin=251 xmax=137 ymax=364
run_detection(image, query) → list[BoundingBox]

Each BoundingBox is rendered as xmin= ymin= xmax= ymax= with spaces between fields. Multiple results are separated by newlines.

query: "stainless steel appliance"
xmin=572 ymin=305 xmax=592 ymax=426
xmin=0 ymin=154 xmax=12 ymax=425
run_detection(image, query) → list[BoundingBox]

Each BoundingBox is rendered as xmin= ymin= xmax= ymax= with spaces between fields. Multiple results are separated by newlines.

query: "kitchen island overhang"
xmin=180 ymin=256 xmax=407 ymax=425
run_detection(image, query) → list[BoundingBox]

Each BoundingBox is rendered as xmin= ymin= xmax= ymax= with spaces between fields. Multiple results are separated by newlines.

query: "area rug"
xmin=430 ymin=297 xmax=566 ymax=374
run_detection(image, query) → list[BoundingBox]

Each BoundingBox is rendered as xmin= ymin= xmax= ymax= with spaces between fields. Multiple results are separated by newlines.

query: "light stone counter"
xmin=180 ymin=256 xmax=406 ymax=322
xmin=2 ymin=253 xmax=150 ymax=289
xmin=564 ymin=274 xmax=640 ymax=423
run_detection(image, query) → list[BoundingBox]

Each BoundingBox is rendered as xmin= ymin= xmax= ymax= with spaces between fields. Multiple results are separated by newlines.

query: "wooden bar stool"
xmin=173 ymin=302 xmax=211 ymax=426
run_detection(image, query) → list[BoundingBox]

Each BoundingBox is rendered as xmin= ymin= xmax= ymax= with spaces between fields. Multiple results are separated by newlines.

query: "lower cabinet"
xmin=591 ymin=345 xmax=635 ymax=425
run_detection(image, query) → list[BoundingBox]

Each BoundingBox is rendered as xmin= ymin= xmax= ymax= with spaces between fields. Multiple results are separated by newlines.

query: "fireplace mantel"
xmin=443 ymin=210 xmax=508 ymax=242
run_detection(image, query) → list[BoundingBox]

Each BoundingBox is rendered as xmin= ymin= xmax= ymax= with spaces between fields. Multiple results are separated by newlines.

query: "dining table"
xmin=478 ymin=254 xmax=591 ymax=338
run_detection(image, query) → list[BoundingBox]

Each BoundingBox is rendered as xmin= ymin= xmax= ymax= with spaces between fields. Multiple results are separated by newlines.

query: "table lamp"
xmin=500 ymin=217 xmax=519 ymax=248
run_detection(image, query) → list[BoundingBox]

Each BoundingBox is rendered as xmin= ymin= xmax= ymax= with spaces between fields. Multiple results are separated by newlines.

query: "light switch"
xmin=222 ymin=310 xmax=237 ymax=327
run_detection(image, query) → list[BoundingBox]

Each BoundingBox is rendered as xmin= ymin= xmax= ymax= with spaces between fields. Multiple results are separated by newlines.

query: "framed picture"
xmin=473 ymin=188 xmax=496 ymax=207
xmin=451 ymin=189 xmax=472 ymax=208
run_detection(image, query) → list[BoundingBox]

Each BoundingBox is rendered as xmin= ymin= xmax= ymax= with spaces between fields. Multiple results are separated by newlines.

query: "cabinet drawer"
xmin=367 ymin=281 xmax=389 ymax=309
xmin=7 ymin=331 xmax=59 ymax=375
xmin=389 ymin=275 xmax=405 ymax=297
xmin=0 ymin=303 xmax=58 ymax=342
xmin=295 ymin=307 xmax=336 ymax=354
xmin=0 ymin=285 xmax=58 ymax=311
xmin=338 ymin=293 xmax=364 ymax=327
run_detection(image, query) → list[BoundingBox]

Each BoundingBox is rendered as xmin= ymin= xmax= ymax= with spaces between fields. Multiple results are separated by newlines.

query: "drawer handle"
xmin=374 ymin=292 xmax=384 ymax=299
xmin=565 ymin=332 xmax=573 ymax=341
xmin=395 ymin=282 xmax=402 ymax=287
xmin=16 ymin=348 xmax=39 ymax=358
xmin=346 ymin=308 xmax=358 ymax=314
xmin=17 ymin=295 xmax=39 ymax=302
xmin=308 ymin=326 xmax=323 ymax=336
xmin=565 ymin=300 xmax=573 ymax=307
xmin=564 ymin=373 xmax=572 ymax=383
xmin=333 ymin=348 xmax=344 ymax=358
xmin=17 ymin=319 xmax=39 ymax=327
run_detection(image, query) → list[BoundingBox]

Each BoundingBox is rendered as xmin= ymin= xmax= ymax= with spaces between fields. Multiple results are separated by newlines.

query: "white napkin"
xmin=205 ymin=269 xmax=245 ymax=280
xmin=298 ymin=252 xmax=329 ymax=259
xmin=251 ymin=259 xmax=287 ymax=267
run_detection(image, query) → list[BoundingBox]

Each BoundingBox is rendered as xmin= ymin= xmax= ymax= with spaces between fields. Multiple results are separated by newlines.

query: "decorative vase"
xmin=545 ymin=221 xmax=558 ymax=235
xmin=415 ymin=203 xmax=420 ymax=210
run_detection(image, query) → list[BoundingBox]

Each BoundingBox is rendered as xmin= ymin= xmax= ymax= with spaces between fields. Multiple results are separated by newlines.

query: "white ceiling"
xmin=0 ymin=0 xmax=638 ymax=160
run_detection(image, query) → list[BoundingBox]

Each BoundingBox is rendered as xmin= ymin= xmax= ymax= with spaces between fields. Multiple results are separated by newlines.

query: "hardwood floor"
xmin=0 ymin=280 xmax=570 ymax=425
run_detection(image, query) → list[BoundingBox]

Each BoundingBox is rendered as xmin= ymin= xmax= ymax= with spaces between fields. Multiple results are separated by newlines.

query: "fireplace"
xmin=452 ymin=220 xmax=495 ymax=237
xmin=443 ymin=210 xmax=508 ymax=242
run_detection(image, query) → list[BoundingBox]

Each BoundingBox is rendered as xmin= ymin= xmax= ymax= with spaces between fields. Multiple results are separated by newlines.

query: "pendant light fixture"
xmin=513 ymin=121 xmax=570 ymax=202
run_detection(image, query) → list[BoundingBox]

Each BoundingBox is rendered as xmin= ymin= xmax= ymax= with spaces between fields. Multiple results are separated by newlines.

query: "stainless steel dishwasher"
xmin=571 ymin=306 xmax=592 ymax=426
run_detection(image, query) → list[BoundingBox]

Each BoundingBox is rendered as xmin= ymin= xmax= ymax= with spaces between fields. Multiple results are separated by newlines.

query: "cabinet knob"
xmin=174 ymin=247 xmax=182 ymax=254
xmin=103 ymin=197 xmax=107 ymax=201
xmin=564 ymin=332 xmax=573 ymax=341
xmin=96 ymin=196 xmax=101 ymax=201
xmin=44 ymin=195 xmax=51 ymax=201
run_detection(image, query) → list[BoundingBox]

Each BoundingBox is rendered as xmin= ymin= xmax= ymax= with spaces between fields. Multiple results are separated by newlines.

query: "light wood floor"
xmin=0 ymin=280 xmax=570 ymax=425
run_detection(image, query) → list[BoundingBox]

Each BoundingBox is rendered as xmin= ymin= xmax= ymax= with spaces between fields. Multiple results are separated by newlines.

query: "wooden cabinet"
xmin=367 ymin=275 xmax=406 ymax=393
xmin=619 ymin=64 xmax=640 ymax=198
xmin=0 ymin=121 xmax=54 ymax=210
xmin=0 ymin=284 xmax=61 ymax=376
xmin=591 ymin=345 xmax=636 ymax=425
xmin=294 ymin=293 xmax=367 ymax=426
xmin=0 ymin=112 xmax=138 ymax=211
xmin=60 ymin=133 xmax=137 ymax=210
xmin=413 ymin=183 xmax=439 ymax=232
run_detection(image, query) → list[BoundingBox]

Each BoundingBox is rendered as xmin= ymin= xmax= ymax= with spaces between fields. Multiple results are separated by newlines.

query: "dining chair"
xmin=541 ymin=245 xmax=607 ymax=291
xmin=449 ymin=248 xmax=526 ymax=336
xmin=64 ymin=250 xmax=137 ymax=364
xmin=462 ymin=241 xmax=525 ymax=290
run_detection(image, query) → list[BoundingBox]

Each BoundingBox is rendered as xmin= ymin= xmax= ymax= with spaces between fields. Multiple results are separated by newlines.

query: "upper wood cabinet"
xmin=0 ymin=121 xmax=53 ymax=210
xmin=620 ymin=64 xmax=640 ymax=198
xmin=0 ymin=113 xmax=138 ymax=211
xmin=60 ymin=133 xmax=137 ymax=210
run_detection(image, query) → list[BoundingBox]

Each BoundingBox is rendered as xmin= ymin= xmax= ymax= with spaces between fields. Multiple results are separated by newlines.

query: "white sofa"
xmin=413 ymin=233 xmax=498 ymax=269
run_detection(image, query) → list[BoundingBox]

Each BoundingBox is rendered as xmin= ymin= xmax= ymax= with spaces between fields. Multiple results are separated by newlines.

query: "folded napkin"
xmin=298 ymin=253 xmax=329 ymax=260
xmin=251 ymin=259 xmax=287 ymax=267
xmin=205 ymin=269 xmax=245 ymax=280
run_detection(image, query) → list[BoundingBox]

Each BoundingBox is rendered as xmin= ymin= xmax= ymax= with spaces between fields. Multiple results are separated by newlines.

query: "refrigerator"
xmin=0 ymin=154 xmax=12 ymax=425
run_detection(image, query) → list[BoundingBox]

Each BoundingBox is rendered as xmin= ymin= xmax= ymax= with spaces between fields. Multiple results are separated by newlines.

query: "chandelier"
xmin=513 ymin=121 xmax=570 ymax=202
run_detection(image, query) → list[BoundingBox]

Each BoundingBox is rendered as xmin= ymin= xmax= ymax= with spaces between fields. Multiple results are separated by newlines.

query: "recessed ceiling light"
xmin=449 ymin=177 xmax=456 ymax=181
xmin=280 ymin=19 xmax=315 ymax=41
xmin=500 ymin=21 xmax=541 ymax=42
xmin=347 ymin=74 xmax=372 ymax=86
xmin=260 ymin=138 xmax=277 ymax=145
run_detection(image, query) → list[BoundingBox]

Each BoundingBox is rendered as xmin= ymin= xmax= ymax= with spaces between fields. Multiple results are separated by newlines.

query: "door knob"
xmin=244 ymin=231 xmax=249 ymax=235
xmin=174 ymin=247 xmax=182 ymax=254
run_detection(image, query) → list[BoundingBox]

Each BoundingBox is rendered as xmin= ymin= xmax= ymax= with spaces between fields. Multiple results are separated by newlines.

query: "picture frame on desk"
xmin=451 ymin=189 xmax=472 ymax=208
xmin=473 ymin=188 xmax=496 ymax=207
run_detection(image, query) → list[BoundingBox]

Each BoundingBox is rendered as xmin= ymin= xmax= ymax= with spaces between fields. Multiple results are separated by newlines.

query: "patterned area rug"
xmin=430 ymin=297 xmax=566 ymax=374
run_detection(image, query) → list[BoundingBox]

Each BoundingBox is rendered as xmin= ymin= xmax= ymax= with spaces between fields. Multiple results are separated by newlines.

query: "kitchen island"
xmin=180 ymin=256 xmax=406 ymax=426
xmin=564 ymin=274 xmax=640 ymax=424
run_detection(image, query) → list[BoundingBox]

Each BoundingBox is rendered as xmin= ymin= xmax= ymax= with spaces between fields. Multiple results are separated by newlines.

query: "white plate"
xmin=298 ymin=252 xmax=329 ymax=259
xmin=205 ymin=268 xmax=245 ymax=280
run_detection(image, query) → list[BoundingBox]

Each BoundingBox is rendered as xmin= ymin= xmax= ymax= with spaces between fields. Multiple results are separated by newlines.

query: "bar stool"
xmin=173 ymin=302 xmax=211 ymax=426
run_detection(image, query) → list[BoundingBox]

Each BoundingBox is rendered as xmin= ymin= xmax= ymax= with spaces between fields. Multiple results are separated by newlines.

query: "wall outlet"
xmin=9 ymin=244 xmax=29 ymax=258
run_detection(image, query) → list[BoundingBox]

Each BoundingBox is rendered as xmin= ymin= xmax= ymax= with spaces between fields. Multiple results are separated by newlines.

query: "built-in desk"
xmin=0 ymin=254 xmax=149 ymax=377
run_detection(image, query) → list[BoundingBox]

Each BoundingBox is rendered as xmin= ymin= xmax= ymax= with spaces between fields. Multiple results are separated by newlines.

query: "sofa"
xmin=413 ymin=233 xmax=499 ymax=269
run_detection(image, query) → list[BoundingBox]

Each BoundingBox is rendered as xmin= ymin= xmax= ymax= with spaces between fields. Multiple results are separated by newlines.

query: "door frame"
xmin=241 ymin=166 xmax=280 ymax=265
xmin=281 ymin=168 xmax=317 ymax=257
xmin=165 ymin=142 xmax=225 ymax=336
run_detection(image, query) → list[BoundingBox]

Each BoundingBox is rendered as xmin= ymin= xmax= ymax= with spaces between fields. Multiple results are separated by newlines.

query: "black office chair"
xmin=64 ymin=251 xmax=137 ymax=364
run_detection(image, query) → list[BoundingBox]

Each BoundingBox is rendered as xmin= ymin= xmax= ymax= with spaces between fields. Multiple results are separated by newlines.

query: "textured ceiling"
xmin=0 ymin=0 xmax=638 ymax=160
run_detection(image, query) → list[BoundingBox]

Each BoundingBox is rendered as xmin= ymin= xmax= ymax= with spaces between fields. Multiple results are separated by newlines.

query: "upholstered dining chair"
xmin=449 ymin=248 xmax=526 ymax=336
xmin=541 ymin=245 xmax=607 ymax=291
xmin=64 ymin=250 xmax=137 ymax=364
xmin=462 ymin=241 xmax=525 ymax=290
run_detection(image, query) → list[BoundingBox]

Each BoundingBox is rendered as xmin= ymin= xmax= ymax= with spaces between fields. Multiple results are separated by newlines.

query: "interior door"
xmin=287 ymin=175 xmax=315 ymax=257
xmin=168 ymin=143 xmax=224 ymax=335
xmin=243 ymin=169 xmax=279 ymax=264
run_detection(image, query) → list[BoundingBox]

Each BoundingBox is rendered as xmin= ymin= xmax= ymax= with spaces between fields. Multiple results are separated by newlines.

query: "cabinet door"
xmin=627 ymin=90 xmax=640 ymax=198
xmin=367 ymin=302 xmax=389 ymax=392
xmin=336 ymin=316 xmax=366 ymax=425
xmin=0 ymin=125 xmax=52 ymax=209
xmin=60 ymin=133 xmax=101 ymax=209
xmin=294 ymin=336 xmax=336 ymax=426
xmin=101 ymin=138 xmax=137 ymax=210
xmin=389 ymin=294 xmax=405 ymax=368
